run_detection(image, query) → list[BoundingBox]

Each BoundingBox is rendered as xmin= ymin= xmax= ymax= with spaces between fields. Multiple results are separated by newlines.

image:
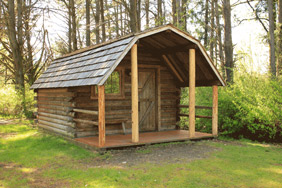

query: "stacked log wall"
xmin=35 ymin=88 xmax=76 ymax=138
xmin=73 ymin=50 xmax=180 ymax=138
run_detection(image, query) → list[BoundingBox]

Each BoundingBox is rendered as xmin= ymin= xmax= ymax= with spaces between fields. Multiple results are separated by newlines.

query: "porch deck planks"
xmin=75 ymin=130 xmax=214 ymax=149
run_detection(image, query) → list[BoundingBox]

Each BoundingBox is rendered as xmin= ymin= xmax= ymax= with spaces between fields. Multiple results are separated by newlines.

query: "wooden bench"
xmin=73 ymin=109 xmax=129 ymax=134
xmin=106 ymin=119 xmax=128 ymax=135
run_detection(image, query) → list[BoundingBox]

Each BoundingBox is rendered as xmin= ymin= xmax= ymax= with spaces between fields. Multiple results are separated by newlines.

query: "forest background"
xmin=0 ymin=0 xmax=281 ymax=142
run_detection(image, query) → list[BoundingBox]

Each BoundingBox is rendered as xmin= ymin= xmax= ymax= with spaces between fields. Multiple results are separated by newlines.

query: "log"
xmin=37 ymin=92 xmax=76 ymax=97
xmin=179 ymin=113 xmax=212 ymax=119
xmin=189 ymin=48 xmax=196 ymax=138
xmin=131 ymin=43 xmax=139 ymax=143
xmin=73 ymin=108 xmax=98 ymax=115
xmin=38 ymin=115 xmax=75 ymax=128
xmin=38 ymin=123 xmax=75 ymax=138
xmin=38 ymin=112 xmax=73 ymax=122
xmin=73 ymin=118 xmax=98 ymax=126
xmin=37 ymin=96 xmax=73 ymax=102
xmin=212 ymin=85 xmax=218 ymax=136
xmin=38 ymin=108 xmax=75 ymax=117
xmin=38 ymin=88 xmax=69 ymax=93
xmin=38 ymin=119 xmax=75 ymax=132
xmin=162 ymin=55 xmax=184 ymax=83
xmin=76 ymin=132 xmax=96 ymax=138
xmin=98 ymin=85 xmax=105 ymax=147
xmin=37 ymin=100 xmax=76 ymax=107
xmin=37 ymin=104 xmax=73 ymax=112
xmin=178 ymin=105 xmax=213 ymax=110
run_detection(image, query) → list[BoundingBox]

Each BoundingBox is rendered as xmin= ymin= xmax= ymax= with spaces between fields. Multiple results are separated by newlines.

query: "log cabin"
xmin=31 ymin=24 xmax=225 ymax=149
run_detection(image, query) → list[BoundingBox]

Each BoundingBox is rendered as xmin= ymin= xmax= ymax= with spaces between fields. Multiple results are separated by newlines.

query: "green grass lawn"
xmin=0 ymin=120 xmax=282 ymax=188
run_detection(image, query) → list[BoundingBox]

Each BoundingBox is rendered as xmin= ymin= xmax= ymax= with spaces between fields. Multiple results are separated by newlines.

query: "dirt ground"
xmin=90 ymin=140 xmax=221 ymax=167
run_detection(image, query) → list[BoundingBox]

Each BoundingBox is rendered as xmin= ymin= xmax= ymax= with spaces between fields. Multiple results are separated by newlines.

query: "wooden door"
xmin=138 ymin=69 xmax=156 ymax=131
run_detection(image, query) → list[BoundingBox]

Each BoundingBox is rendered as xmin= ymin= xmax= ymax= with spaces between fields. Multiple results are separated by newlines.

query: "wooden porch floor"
xmin=75 ymin=130 xmax=214 ymax=149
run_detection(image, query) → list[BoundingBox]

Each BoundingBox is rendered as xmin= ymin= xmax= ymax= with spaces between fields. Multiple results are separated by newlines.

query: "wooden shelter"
xmin=31 ymin=25 xmax=225 ymax=149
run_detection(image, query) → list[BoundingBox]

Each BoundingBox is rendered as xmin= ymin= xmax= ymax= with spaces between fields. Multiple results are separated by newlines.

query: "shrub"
xmin=0 ymin=84 xmax=35 ymax=118
xmin=218 ymin=72 xmax=282 ymax=142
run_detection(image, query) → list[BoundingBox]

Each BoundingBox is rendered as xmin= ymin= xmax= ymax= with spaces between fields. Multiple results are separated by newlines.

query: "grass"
xmin=1 ymin=121 xmax=282 ymax=188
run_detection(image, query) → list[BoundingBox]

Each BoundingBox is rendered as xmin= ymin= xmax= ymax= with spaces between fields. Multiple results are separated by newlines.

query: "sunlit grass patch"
xmin=0 ymin=121 xmax=282 ymax=188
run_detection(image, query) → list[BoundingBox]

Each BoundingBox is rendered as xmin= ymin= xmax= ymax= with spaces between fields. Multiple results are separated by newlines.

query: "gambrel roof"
xmin=31 ymin=24 xmax=225 ymax=89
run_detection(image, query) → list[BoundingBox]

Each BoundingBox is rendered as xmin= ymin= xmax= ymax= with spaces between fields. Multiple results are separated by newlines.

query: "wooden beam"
xmin=156 ymin=67 xmax=161 ymax=131
xmin=73 ymin=118 xmax=99 ymax=126
xmin=212 ymin=85 xmax=218 ymax=136
xmin=131 ymin=43 xmax=139 ymax=143
xmin=179 ymin=113 xmax=212 ymax=119
xmin=189 ymin=49 xmax=196 ymax=138
xmin=73 ymin=108 xmax=98 ymax=115
xmin=98 ymin=85 xmax=105 ymax=147
xmin=178 ymin=105 xmax=212 ymax=110
xmin=162 ymin=55 xmax=184 ymax=82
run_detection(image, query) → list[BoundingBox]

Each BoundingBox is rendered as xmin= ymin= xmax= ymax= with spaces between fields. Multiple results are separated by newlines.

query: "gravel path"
xmin=91 ymin=140 xmax=220 ymax=167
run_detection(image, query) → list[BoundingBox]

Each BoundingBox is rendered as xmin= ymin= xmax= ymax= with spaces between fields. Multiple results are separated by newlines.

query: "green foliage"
xmin=191 ymin=68 xmax=282 ymax=142
xmin=218 ymin=72 xmax=282 ymax=142
xmin=0 ymin=84 xmax=35 ymax=118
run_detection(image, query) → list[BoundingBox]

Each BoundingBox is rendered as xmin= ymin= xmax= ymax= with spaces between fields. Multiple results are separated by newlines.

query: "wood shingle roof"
xmin=31 ymin=25 xmax=225 ymax=89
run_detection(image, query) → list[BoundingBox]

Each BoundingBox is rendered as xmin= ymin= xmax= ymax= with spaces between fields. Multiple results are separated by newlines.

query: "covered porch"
xmin=75 ymin=130 xmax=214 ymax=149
xmin=74 ymin=42 xmax=220 ymax=149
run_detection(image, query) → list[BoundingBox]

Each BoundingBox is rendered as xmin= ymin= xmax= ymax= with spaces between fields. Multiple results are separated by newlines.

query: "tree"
xmin=204 ymin=0 xmax=209 ymax=47
xmin=223 ymin=0 xmax=234 ymax=83
xmin=129 ymin=0 xmax=138 ymax=33
xmin=100 ymin=0 xmax=106 ymax=42
xmin=215 ymin=0 xmax=225 ymax=78
xmin=70 ymin=0 xmax=77 ymax=50
xmin=86 ymin=0 xmax=91 ymax=46
xmin=277 ymin=0 xmax=282 ymax=75
xmin=268 ymin=0 xmax=276 ymax=76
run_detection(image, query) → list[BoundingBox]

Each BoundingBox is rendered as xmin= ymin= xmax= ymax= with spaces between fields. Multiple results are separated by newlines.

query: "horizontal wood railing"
xmin=178 ymin=113 xmax=212 ymax=119
xmin=178 ymin=105 xmax=212 ymax=119
xmin=178 ymin=105 xmax=212 ymax=110
xmin=73 ymin=108 xmax=98 ymax=115
xmin=73 ymin=118 xmax=98 ymax=126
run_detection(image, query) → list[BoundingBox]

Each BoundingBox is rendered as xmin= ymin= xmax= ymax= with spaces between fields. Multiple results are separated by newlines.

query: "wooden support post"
xmin=212 ymin=85 xmax=218 ymax=136
xmin=156 ymin=67 xmax=161 ymax=131
xmin=189 ymin=49 xmax=196 ymax=138
xmin=131 ymin=43 xmax=139 ymax=143
xmin=98 ymin=85 xmax=105 ymax=147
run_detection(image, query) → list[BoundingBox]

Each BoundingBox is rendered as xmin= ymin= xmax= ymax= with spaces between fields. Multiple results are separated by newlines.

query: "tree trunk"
xmin=68 ymin=2 xmax=72 ymax=52
xmin=215 ymin=0 xmax=225 ymax=79
xmin=105 ymin=0 xmax=111 ymax=39
xmin=172 ymin=0 xmax=177 ymax=25
xmin=129 ymin=0 xmax=138 ymax=33
xmin=70 ymin=0 xmax=77 ymax=50
xmin=7 ymin=0 xmax=26 ymax=113
xmin=210 ymin=0 xmax=215 ymax=61
xmin=114 ymin=3 xmax=119 ymax=37
xmin=24 ymin=1 xmax=34 ymax=85
xmin=204 ymin=0 xmax=209 ymax=47
xmin=268 ymin=0 xmax=276 ymax=76
xmin=145 ymin=0 xmax=149 ymax=28
xmin=137 ymin=0 xmax=141 ymax=31
xmin=176 ymin=0 xmax=181 ymax=27
xmin=120 ymin=4 xmax=123 ymax=35
xmin=100 ymin=0 xmax=106 ymax=42
xmin=223 ymin=0 xmax=233 ymax=83
xmin=277 ymin=0 xmax=282 ymax=75
xmin=86 ymin=0 xmax=90 ymax=46
xmin=181 ymin=0 xmax=187 ymax=31
xmin=95 ymin=0 xmax=100 ymax=43
xmin=157 ymin=0 xmax=163 ymax=26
